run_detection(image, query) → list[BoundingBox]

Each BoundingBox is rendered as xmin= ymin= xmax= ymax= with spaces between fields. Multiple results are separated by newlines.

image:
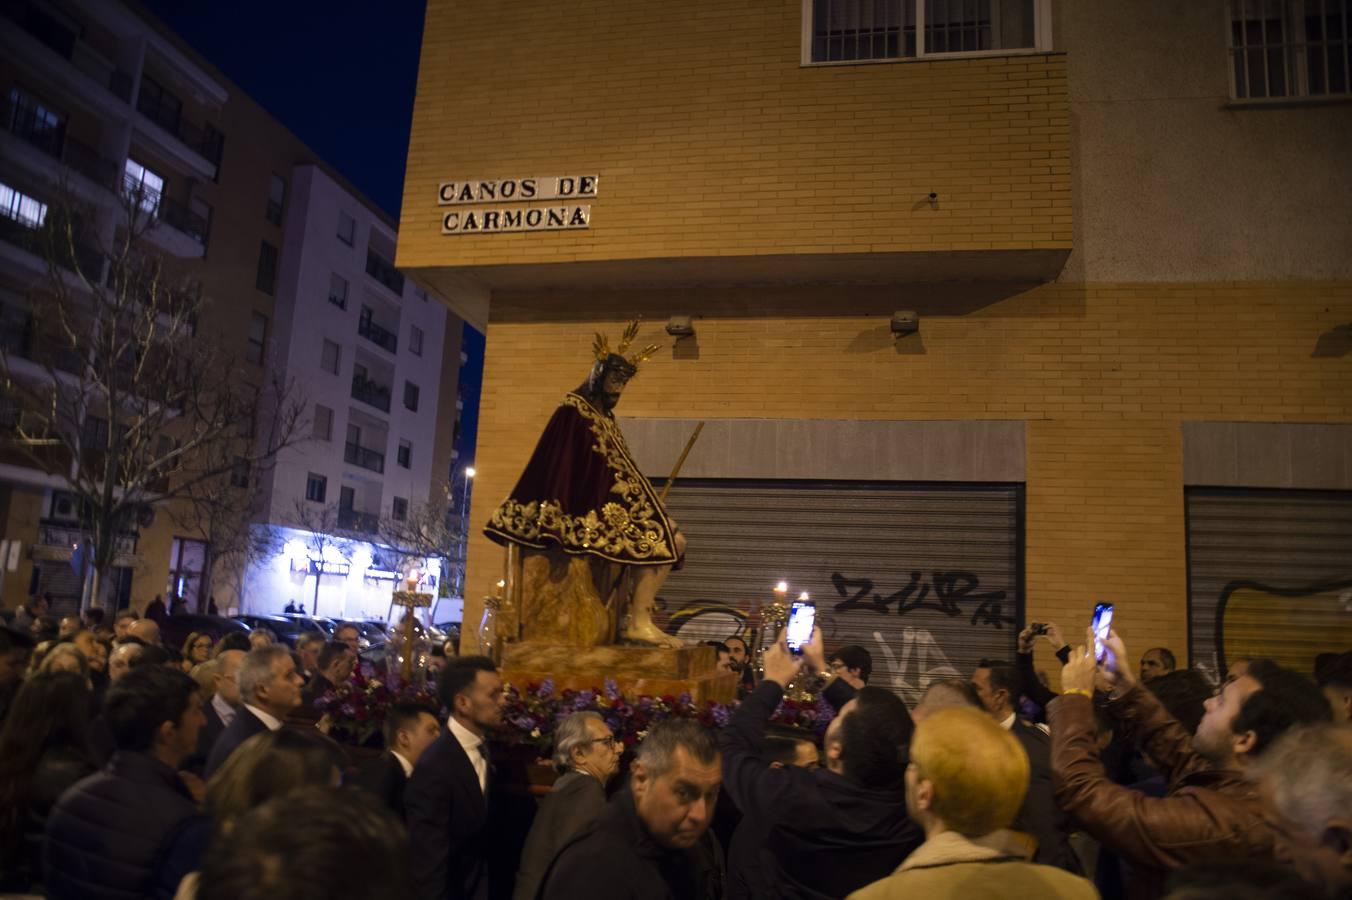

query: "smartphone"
xmin=1092 ymin=603 xmax=1114 ymax=662
xmin=786 ymin=601 xmax=816 ymax=656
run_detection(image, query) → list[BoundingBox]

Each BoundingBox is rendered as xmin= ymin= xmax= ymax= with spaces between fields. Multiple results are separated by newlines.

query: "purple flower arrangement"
xmin=498 ymin=680 xmax=836 ymax=752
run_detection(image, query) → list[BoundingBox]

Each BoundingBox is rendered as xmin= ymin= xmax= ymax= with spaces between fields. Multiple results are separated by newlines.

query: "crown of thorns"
xmin=592 ymin=320 xmax=661 ymax=369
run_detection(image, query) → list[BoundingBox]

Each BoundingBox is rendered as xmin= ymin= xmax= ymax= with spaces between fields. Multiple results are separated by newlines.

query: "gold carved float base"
xmin=500 ymin=641 xmax=738 ymax=704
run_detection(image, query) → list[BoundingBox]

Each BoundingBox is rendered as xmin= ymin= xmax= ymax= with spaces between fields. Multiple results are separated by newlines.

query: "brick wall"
xmin=461 ymin=282 xmax=1352 ymax=677
xmin=398 ymin=0 xmax=1070 ymax=270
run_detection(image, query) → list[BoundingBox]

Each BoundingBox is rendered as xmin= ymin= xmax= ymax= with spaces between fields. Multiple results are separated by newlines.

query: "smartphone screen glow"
xmin=1092 ymin=603 xmax=1114 ymax=662
xmin=786 ymin=602 xmax=815 ymax=654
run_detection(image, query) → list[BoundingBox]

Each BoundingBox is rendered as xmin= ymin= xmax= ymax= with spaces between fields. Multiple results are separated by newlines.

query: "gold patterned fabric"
xmin=485 ymin=393 xmax=679 ymax=566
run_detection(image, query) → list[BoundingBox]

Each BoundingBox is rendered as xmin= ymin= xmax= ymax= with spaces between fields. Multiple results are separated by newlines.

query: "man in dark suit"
xmin=301 ymin=641 xmax=356 ymax=708
xmin=186 ymin=649 xmax=244 ymax=775
xmin=972 ymin=659 xmax=1079 ymax=872
xmin=355 ymin=701 xmax=441 ymax=820
xmin=205 ymin=645 xmax=303 ymax=776
xmin=406 ymin=656 xmax=505 ymax=900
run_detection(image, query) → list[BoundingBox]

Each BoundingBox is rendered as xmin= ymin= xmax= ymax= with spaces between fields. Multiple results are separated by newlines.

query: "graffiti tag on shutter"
xmin=831 ymin=571 xmax=1015 ymax=628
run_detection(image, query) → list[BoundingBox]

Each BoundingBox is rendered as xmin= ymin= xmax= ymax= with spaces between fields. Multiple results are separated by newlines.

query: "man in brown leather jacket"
xmin=1049 ymin=629 xmax=1330 ymax=900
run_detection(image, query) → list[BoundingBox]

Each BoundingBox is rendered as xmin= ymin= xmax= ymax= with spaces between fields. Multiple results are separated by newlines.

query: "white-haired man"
xmin=514 ymin=711 xmax=621 ymax=900
xmin=1255 ymin=723 xmax=1352 ymax=898
xmin=204 ymin=645 xmax=302 ymax=776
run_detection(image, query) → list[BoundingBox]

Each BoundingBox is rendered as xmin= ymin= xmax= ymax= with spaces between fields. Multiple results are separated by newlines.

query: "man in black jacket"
xmin=205 ymin=645 xmax=303 ymax=776
xmin=722 ymin=629 xmax=922 ymax=900
xmin=406 ymin=656 xmax=505 ymax=900
xmin=541 ymin=719 xmax=724 ymax=900
xmin=355 ymin=701 xmax=441 ymax=820
xmin=44 ymin=666 xmax=207 ymax=900
xmin=972 ymin=659 xmax=1079 ymax=872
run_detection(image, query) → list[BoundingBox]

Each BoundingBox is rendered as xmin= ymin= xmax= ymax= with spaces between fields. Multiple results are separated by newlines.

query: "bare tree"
xmin=287 ymin=500 xmax=350 ymax=617
xmin=169 ymin=448 xmax=282 ymax=614
xmin=378 ymin=487 xmax=464 ymax=608
xmin=0 ymin=186 xmax=306 ymax=610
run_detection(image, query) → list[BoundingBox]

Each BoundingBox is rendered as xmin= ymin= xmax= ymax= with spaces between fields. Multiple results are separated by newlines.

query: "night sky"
xmin=141 ymin=0 xmax=483 ymax=473
xmin=141 ymin=0 xmax=426 ymax=219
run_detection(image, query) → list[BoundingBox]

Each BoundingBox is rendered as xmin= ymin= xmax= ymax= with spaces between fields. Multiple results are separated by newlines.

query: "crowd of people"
xmin=0 ymin=594 xmax=1349 ymax=900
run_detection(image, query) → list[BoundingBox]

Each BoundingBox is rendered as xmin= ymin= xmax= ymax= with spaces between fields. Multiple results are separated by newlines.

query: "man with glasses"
xmin=514 ymin=712 xmax=621 ymax=900
xmin=828 ymin=645 xmax=872 ymax=688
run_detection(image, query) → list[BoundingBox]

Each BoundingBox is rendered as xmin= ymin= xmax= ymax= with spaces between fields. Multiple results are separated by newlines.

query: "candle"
xmin=774 ymin=581 xmax=788 ymax=595
xmin=798 ymin=591 xmax=810 ymax=602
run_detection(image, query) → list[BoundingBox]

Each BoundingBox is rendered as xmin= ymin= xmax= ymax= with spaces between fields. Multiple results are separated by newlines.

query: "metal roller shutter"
xmin=657 ymin=479 xmax=1023 ymax=707
xmin=1186 ymin=488 xmax=1352 ymax=684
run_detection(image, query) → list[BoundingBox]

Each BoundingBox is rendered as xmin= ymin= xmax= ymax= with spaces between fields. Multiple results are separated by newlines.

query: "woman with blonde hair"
xmin=37 ymin=643 xmax=90 ymax=684
xmin=849 ymin=707 xmax=1095 ymax=900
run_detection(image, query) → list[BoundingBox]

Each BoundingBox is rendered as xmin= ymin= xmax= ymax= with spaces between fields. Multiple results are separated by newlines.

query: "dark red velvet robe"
xmin=484 ymin=393 xmax=679 ymax=566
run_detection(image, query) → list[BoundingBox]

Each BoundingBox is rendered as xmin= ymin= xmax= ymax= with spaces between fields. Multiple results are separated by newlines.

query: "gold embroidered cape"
xmin=484 ymin=393 xmax=679 ymax=566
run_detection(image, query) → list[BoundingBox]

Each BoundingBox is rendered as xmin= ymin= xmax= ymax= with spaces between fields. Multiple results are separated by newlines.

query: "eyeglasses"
xmin=586 ymin=736 xmax=621 ymax=749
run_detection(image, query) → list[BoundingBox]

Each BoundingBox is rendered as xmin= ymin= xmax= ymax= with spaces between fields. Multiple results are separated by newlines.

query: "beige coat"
xmin=847 ymin=830 xmax=1100 ymax=900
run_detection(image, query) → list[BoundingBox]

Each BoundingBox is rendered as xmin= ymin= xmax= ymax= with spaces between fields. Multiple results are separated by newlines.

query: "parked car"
xmin=278 ymin=614 xmax=337 ymax=638
xmin=161 ymin=614 xmax=251 ymax=651
xmin=352 ymin=621 xmax=388 ymax=647
xmin=232 ymin=614 xmax=320 ymax=648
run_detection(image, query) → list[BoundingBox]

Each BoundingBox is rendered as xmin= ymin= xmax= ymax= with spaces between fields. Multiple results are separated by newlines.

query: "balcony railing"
xmin=0 ymin=214 xmax=105 ymax=281
xmin=344 ymin=441 xmax=385 ymax=474
xmin=1 ymin=99 xmax=120 ymax=191
xmin=135 ymin=89 xmax=223 ymax=164
xmin=121 ymin=173 xmax=209 ymax=245
xmin=350 ymin=374 xmax=391 ymax=413
xmin=358 ymin=317 xmax=398 ymax=354
xmin=364 ymin=249 xmax=404 ymax=295
xmin=2 ymin=1 xmax=134 ymax=102
xmin=337 ymin=508 xmax=379 ymax=534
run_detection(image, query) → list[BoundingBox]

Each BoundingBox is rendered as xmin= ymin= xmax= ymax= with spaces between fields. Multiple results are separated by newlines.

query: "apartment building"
xmin=397 ymin=0 xmax=1351 ymax=692
xmin=244 ymin=163 xmax=465 ymax=622
xmin=0 ymin=0 xmax=467 ymax=617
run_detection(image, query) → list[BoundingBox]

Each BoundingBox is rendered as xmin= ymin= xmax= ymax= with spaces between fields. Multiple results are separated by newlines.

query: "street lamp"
xmin=457 ymin=466 xmax=476 ymax=596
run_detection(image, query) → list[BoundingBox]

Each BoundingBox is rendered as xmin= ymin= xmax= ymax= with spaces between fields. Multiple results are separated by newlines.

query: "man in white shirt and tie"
xmin=406 ymin=656 xmax=505 ymax=900
xmin=355 ymin=701 xmax=442 ymax=819
xmin=204 ymin=645 xmax=303 ymax=776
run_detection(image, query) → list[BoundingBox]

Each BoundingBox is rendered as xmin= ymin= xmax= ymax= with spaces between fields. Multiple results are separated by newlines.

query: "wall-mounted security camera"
xmin=890 ymin=310 xmax=919 ymax=337
xmin=666 ymin=315 xmax=695 ymax=338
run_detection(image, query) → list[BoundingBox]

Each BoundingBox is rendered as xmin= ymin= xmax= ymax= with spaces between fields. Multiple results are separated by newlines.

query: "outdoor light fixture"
xmin=890 ymin=311 xmax=919 ymax=337
xmin=666 ymin=316 xmax=695 ymax=338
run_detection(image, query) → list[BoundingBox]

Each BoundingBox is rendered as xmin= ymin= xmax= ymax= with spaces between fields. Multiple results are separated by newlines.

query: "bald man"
xmin=128 ymin=618 xmax=161 ymax=646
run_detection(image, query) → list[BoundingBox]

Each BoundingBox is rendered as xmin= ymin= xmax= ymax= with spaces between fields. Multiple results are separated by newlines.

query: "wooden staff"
xmin=658 ymin=421 xmax=704 ymax=504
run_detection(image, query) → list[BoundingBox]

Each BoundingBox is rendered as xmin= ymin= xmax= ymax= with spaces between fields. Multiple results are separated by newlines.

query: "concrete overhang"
xmin=413 ymin=248 xmax=1070 ymax=331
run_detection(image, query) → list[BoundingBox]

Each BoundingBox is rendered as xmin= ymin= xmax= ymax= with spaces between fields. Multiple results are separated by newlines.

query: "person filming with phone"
xmin=1049 ymin=613 xmax=1331 ymax=900
xmin=718 ymin=621 xmax=922 ymax=899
